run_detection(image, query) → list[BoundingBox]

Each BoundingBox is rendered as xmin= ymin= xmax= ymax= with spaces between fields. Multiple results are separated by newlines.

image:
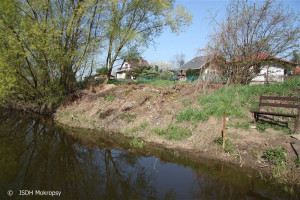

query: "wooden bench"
xmin=250 ymin=96 xmax=300 ymax=133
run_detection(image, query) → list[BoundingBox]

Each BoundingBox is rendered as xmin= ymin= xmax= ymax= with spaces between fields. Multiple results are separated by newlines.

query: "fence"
xmin=135 ymin=75 xmax=227 ymax=84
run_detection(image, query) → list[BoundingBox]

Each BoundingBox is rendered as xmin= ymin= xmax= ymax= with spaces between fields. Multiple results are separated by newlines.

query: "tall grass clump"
xmin=153 ymin=124 xmax=192 ymax=140
xmin=176 ymin=107 xmax=208 ymax=122
xmin=198 ymin=77 xmax=300 ymax=119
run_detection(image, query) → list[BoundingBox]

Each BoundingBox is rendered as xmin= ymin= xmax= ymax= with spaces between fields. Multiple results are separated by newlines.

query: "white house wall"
xmin=252 ymin=65 xmax=284 ymax=83
xmin=116 ymin=72 xmax=126 ymax=79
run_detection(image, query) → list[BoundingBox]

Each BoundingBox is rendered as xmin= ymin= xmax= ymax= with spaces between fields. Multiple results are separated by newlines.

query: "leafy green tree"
xmin=96 ymin=67 xmax=109 ymax=75
xmin=292 ymin=51 xmax=300 ymax=64
xmin=159 ymin=71 xmax=173 ymax=80
xmin=0 ymin=0 xmax=104 ymax=103
xmin=102 ymin=0 xmax=192 ymax=83
xmin=131 ymin=66 xmax=152 ymax=78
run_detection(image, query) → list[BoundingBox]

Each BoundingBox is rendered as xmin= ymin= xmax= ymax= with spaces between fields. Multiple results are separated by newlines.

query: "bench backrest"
xmin=258 ymin=96 xmax=300 ymax=113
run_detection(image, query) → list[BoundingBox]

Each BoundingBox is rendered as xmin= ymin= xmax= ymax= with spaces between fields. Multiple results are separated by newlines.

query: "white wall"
xmin=252 ymin=65 xmax=284 ymax=83
xmin=116 ymin=72 xmax=126 ymax=79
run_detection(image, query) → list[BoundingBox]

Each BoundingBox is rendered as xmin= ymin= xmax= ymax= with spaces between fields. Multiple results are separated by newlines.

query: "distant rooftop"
xmin=178 ymin=56 xmax=210 ymax=70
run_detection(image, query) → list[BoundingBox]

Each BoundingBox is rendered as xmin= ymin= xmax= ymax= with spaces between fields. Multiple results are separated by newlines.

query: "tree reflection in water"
xmin=0 ymin=109 xmax=176 ymax=199
xmin=0 ymin=109 xmax=298 ymax=200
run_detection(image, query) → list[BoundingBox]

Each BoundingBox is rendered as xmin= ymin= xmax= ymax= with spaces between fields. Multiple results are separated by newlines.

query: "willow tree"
xmin=0 ymin=0 xmax=104 ymax=103
xmin=102 ymin=0 xmax=192 ymax=83
xmin=207 ymin=0 xmax=300 ymax=84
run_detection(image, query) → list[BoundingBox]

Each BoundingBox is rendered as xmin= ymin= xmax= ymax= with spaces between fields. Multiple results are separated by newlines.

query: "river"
xmin=0 ymin=108 xmax=298 ymax=200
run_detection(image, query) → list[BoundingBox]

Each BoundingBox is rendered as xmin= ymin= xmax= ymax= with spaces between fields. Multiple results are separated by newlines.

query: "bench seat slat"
xmin=259 ymin=102 xmax=299 ymax=109
xmin=251 ymin=110 xmax=297 ymax=118
xmin=260 ymin=96 xmax=300 ymax=101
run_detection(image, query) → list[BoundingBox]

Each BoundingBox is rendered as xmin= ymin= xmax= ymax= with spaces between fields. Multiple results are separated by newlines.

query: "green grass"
xmin=230 ymin=122 xmax=251 ymax=130
xmin=105 ymin=94 xmax=115 ymax=102
xmin=198 ymin=77 xmax=300 ymax=119
xmin=176 ymin=107 xmax=209 ymax=123
xmin=262 ymin=147 xmax=286 ymax=164
xmin=119 ymin=113 xmax=136 ymax=123
xmin=122 ymin=121 xmax=149 ymax=135
xmin=255 ymin=122 xmax=292 ymax=134
xmin=64 ymin=111 xmax=70 ymax=116
xmin=181 ymin=97 xmax=193 ymax=107
xmin=152 ymin=124 xmax=192 ymax=140
xmin=125 ymin=89 xmax=132 ymax=95
xmin=130 ymin=136 xmax=144 ymax=148
xmin=140 ymin=121 xmax=149 ymax=129
xmin=214 ymin=137 xmax=235 ymax=153
xmin=108 ymin=79 xmax=127 ymax=85
xmin=138 ymin=80 xmax=184 ymax=87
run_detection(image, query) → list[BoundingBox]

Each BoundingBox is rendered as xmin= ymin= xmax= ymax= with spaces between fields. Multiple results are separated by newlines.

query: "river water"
xmin=0 ymin=108 xmax=298 ymax=200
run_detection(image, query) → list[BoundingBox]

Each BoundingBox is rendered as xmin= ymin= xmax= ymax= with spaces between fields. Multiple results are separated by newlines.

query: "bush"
xmin=159 ymin=71 xmax=173 ymax=80
xmin=186 ymin=69 xmax=200 ymax=77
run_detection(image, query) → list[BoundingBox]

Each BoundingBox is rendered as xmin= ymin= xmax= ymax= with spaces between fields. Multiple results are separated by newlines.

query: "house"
xmin=248 ymin=53 xmax=298 ymax=84
xmin=177 ymin=56 xmax=215 ymax=81
xmin=116 ymin=59 xmax=150 ymax=79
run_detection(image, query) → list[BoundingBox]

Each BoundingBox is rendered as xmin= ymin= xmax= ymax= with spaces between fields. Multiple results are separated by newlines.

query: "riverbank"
xmin=54 ymin=78 xmax=300 ymax=186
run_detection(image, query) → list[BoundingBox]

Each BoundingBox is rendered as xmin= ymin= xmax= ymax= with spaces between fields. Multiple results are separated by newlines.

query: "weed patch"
xmin=119 ymin=113 xmax=136 ymax=123
xmin=105 ymin=94 xmax=115 ymax=102
xmin=198 ymin=77 xmax=300 ymax=119
xmin=122 ymin=121 xmax=149 ymax=135
xmin=256 ymin=122 xmax=292 ymax=134
xmin=176 ymin=107 xmax=208 ymax=123
xmin=125 ymin=89 xmax=132 ymax=96
xmin=152 ymin=124 xmax=192 ymax=140
xmin=262 ymin=147 xmax=286 ymax=164
xmin=230 ymin=122 xmax=251 ymax=130
xmin=130 ymin=136 xmax=144 ymax=148
xmin=214 ymin=137 xmax=235 ymax=153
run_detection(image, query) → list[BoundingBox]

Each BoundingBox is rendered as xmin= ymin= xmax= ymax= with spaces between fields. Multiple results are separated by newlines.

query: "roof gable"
xmin=178 ymin=56 xmax=210 ymax=70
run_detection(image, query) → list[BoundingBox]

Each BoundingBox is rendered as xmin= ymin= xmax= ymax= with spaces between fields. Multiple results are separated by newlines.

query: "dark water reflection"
xmin=0 ymin=109 xmax=298 ymax=200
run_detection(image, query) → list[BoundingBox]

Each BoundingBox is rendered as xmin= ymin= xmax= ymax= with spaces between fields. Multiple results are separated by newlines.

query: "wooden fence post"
xmin=223 ymin=111 xmax=226 ymax=151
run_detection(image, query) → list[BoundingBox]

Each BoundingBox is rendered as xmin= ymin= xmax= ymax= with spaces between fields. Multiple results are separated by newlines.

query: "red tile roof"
xmin=228 ymin=53 xmax=298 ymax=65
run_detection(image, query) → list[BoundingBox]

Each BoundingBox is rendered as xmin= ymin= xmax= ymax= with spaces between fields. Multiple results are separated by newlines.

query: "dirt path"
xmin=54 ymin=83 xmax=300 ymax=184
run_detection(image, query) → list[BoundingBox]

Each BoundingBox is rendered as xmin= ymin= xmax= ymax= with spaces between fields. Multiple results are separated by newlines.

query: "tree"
xmin=207 ymin=0 xmax=300 ymax=84
xmin=291 ymin=51 xmax=300 ymax=64
xmin=96 ymin=67 xmax=109 ymax=75
xmin=102 ymin=0 xmax=192 ymax=83
xmin=186 ymin=69 xmax=199 ymax=77
xmin=0 ymin=0 xmax=104 ymax=103
xmin=171 ymin=52 xmax=186 ymax=68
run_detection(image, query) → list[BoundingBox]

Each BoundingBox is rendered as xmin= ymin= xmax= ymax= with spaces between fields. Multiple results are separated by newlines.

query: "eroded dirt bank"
xmin=54 ymin=82 xmax=300 ymax=185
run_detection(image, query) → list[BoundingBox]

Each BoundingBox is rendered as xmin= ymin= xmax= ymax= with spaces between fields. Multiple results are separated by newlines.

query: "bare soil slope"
xmin=54 ymin=82 xmax=300 ymax=184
